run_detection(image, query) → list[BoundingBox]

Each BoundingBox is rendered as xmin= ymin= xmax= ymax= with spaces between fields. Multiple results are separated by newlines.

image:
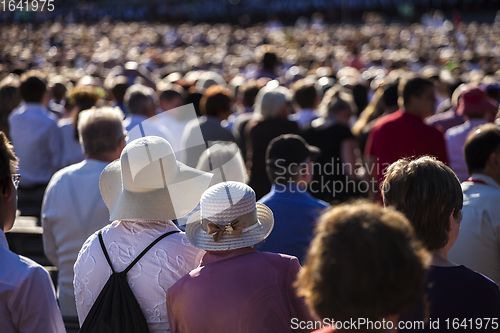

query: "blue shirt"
xmin=256 ymin=184 xmax=329 ymax=263
xmin=9 ymin=103 xmax=64 ymax=186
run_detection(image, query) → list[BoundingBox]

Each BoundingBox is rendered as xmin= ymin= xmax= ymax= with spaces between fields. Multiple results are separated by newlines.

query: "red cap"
xmin=457 ymin=86 xmax=499 ymax=118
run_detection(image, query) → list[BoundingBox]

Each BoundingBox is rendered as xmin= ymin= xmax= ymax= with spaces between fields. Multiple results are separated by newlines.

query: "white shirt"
xmin=0 ymin=229 xmax=66 ymax=333
xmin=151 ymin=111 xmax=189 ymax=153
xmin=42 ymin=159 xmax=111 ymax=317
xmin=74 ymin=220 xmax=204 ymax=332
xmin=124 ymin=114 xmax=176 ymax=147
xmin=9 ymin=102 xmax=64 ymax=186
xmin=449 ymin=174 xmax=500 ymax=285
xmin=58 ymin=118 xmax=85 ymax=168
xmin=445 ymin=119 xmax=487 ymax=182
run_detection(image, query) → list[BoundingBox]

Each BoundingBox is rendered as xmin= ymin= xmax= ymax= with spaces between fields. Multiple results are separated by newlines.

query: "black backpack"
xmin=79 ymin=230 xmax=180 ymax=333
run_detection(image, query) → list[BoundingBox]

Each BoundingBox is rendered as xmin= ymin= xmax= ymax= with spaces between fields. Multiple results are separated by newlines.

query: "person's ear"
xmin=449 ymin=211 xmax=455 ymax=232
xmin=1 ymin=179 xmax=13 ymax=202
xmin=487 ymin=151 xmax=500 ymax=171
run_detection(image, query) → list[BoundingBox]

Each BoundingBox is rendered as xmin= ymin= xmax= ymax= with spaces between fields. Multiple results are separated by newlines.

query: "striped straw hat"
xmin=186 ymin=181 xmax=274 ymax=251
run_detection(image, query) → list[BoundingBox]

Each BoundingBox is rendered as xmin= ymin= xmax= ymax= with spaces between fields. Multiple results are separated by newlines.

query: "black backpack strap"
xmin=98 ymin=230 xmax=115 ymax=274
xmin=123 ymin=230 xmax=180 ymax=274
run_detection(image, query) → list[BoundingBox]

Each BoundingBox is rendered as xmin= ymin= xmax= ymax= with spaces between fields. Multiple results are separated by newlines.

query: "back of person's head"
xmin=78 ymin=107 xmax=125 ymax=156
xmin=0 ymin=74 xmax=21 ymax=117
xmin=158 ymin=83 xmax=186 ymax=111
xmin=318 ymin=85 xmax=355 ymax=118
xmin=70 ymin=86 xmax=101 ymax=112
xmin=238 ymin=80 xmax=260 ymax=108
xmin=382 ymin=156 xmax=463 ymax=251
xmin=196 ymin=71 xmax=227 ymax=93
xmin=253 ymin=86 xmax=291 ymax=120
xmin=124 ymin=84 xmax=155 ymax=115
xmin=464 ymin=123 xmax=500 ymax=175
xmin=48 ymin=75 xmax=72 ymax=101
xmin=199 ymin=85 xmax=233 ymax=118
xmin=265 ymin=134 xmax=319 ymax=185
xmin=296 ymin=202 xmax=429 ymax=323
xmin=402 ymin=77 xmax=434 ymax=108
xmin=19 ymin=70 xmax=47 ymax=103
xmin=383 ymin=82 xmax=399 ymax=109
xmin=110 ymin=76 xmax=129 ymax=104
xmin=262 ymin=52 xmax=278 ymax=70
xmin=292 ymin=79 xmax=318 ymax=110
xmin=196 ymin=142 xmax=247 ymax=187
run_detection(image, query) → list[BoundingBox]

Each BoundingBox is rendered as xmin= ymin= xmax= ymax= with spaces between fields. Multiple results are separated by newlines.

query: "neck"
xmin=431 ymin=250 xmax=456 ymax=267
xmin=479 ymin=168 xmax=500 ymax=187
xmin=86 ymin=152 xmax=119 ymax=163
xmin=402 ymin=108 xmax=425 ymax=119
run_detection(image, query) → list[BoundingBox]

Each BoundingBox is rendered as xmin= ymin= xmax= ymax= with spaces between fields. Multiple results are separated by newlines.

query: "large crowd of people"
xmin=1 ymin=12 xmax=500 ymax=333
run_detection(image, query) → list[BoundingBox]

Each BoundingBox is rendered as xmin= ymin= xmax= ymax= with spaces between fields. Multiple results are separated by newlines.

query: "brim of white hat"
xmin=185 ymin=203 xmax=274 ymax=251
xmin=100 ymin=159 xmax=212 ymax=221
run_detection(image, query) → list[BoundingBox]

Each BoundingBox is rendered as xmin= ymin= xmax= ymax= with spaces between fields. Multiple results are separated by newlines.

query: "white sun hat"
xmin=100 ymin=136 xmax=212 ymax=221
xmin=186 ymin=181 xmax=274 ymax=251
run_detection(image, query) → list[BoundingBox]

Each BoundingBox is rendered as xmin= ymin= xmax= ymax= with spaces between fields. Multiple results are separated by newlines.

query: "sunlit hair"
xmin=351 ymin=87 xmax=385 ymax=137
xmin=199 ymin=85 xmax=233 ymax=117
xmin=253 ymin=86 xmax=291 ymax=121
xmin=382 ymin=156 xmax=463 ymax=251
xmin=464 ymin=123 xmax=500 ymax=175
xmin=0 ymin=131 xmax=17 ymax=183
xmin=78 ymin=107 xmax=125 ymax=155
xmin=296 ymin=201 xmax=429 ymax=322
xmin=19 ymin=70 xmax=46 ymax=103
xmin=318 ymin=85 xmax=356 ymax=117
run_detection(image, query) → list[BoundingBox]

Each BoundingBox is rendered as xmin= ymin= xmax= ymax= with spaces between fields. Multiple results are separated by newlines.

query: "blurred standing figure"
xmin=181 ymin=85 xmax=235 ymax=167
xmin=289 ymin=79 xmax=320 ymax=129
xmin=0 ymin=74 xmax=22 ymax=139
xmin=123 ymin=84 xmax=175 ymax=145
xmin=58 ymin=86 xmax=102 ymax=168
xmin=0 ymin=131 xmax=66 ymax=333
xmin=245 ymin=85 xmax=299 ymax=200
xmin=449 ymin=124 xmax=500 ymax=285
xmin=154 ymin=83 xmax=189 ymax=153
xmin=365 ymin=77 xmax=448 ymax=199
xmin=42 ymin=107 xmax=126 ymax=318
xmin=302 ymin=88 xmax=362 ymax=203
xmin=445 ymin=86 xmax=498 ymax=182
xmin=8 ymin=70 xmax=64 ymax=218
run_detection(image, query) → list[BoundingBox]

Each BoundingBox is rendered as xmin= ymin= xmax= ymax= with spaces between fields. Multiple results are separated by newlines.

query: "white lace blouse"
xmin=74 ymin=220 xmax=204 ymax=332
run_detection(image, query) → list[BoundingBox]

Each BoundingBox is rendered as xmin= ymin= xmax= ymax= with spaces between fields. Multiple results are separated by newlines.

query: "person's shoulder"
xmin=446 ymin=265 xmax=500 ymax=291
xmin=3 ymin=251 xmax=52 ymax=283
xmin=373 ymin=110 xmax=402 ymax=129
xmin=422 ymin=119 xmax=445 ymax=137
xmin=47 ymin=161 xmax=85 ymax=185
xmin=255 ymin=250 xmax=300 ymax=265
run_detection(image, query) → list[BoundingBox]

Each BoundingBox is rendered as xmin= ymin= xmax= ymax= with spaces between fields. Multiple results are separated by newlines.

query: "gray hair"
xmin=253 ymin=86 xmax=291 ymax=120
xmin=78 ymin=107 xmax=126 ymax=155
xmin=124 ymin=84 xmax=155 ymax=115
